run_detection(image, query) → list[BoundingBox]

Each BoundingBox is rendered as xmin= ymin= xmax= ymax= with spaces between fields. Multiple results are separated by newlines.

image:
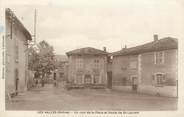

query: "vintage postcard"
xmin=0 ymin=0 xmax=184 ymax=117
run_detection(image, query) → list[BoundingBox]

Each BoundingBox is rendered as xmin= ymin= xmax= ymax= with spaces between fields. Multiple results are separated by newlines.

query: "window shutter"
xmin=152 ymin=74 xmax=155 ymax=80
xmin=162 ymin=51 xmax=165 ymax=64
xmin=152 ymin=74 xmax=155 ymax=85
xmin=163 ymin=74 xmax=166 ymax=83
xmin=154 ymin=52 xmax=156 ymax=64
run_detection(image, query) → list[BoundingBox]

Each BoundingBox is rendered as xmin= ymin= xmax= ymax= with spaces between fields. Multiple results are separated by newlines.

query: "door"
xmin=107 ymin=72 xmax=112 ymax=89
xmin=132 ymin=76 xmax=138 ymax=91
xmin=84 ymin=74 xmax=92 ymax=84
xmin=15 ymin=68 xmax=19 ymax=95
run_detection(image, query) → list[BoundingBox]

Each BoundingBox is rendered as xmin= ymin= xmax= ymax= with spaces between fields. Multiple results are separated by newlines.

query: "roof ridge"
xmin=112 ymin=37 xmax=178 ymax=56
xmin=66 ymin=47 xmax=108 ymax=56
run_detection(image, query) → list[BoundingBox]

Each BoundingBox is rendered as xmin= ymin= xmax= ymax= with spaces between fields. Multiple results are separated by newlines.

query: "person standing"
xmin=34 ymin=71 xmax=39 ymax=87
xmin=53 ymin=72 xmax=57 ymax=87
xmin=41 ymin=74 xmax=45 ymax=87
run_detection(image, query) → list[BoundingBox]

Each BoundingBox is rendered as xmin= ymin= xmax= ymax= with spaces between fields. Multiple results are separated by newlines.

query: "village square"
xmin=3 ymin=6 xmax=178 ymax=110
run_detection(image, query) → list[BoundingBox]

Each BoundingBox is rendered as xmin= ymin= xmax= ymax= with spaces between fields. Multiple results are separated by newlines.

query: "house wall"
xmin=68 ymin=55 xmax=107 ymax=85
xmin=57 ymin=62 xmax=68 ymax=81
xmin=139 ymin=49 xmax=177 ymax=97
xmin=112 ymin=49 xmax=177 ymax=97
xmin=5 ymin=15 xmax=28 ymax=95
xmin=112 ymin=55 xmax=138 ymax=86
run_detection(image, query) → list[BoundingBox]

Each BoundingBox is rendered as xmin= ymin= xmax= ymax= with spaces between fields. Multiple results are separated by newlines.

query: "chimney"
xmin=103 ymin=47 xmax=106 ymax=52
xmin=121 ymin=44 xmax=127 ymax=50
xmin=154 ymin=34 xmax=158 ymax=41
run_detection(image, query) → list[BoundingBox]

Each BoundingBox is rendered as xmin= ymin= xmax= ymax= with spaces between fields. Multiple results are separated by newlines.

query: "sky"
xmin=2 ymin=0 xmax=184 ymax=55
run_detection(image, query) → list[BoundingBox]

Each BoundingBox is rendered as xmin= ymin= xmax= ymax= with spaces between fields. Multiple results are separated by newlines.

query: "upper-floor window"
xmin=6 ymin=54 xmax=10 ymax=64
xmin=2 ymin=51 xmax=5 ymax=65
xmin=129 ymin=61 xmax=137 ymax=69
xmin=76 ymin=58 xmax=83 ymax=69
xmin=2 ymin=36 xmax=5 ymax=49
xmin=154 ymin=51 xmax=164 ymax=64
xmin=15 ymin=39 xmax=19 ymax=63
xmin=94 ymin=59 xmax=100 ymax=69
xmin=94 ymin=59 xmax=99 ymax=63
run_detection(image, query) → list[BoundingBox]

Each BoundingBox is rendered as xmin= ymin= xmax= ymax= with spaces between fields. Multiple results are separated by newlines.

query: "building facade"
xmin=53 ymin=55 xmax=68 ymax=82
xmin=112 ymin=35 xmax=178 ymax=97
xmin=66 ymin=47 xmax=109 ymax=88
xmin=5 ymin=8 xmax=32 ymax=96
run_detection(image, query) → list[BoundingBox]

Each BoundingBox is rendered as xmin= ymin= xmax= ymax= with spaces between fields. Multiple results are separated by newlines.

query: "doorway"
xmin=15 ymin=68 xmax=19 ymax=95
xmin=84 ymin=74 xmax=92 ymax=84
xmin=131 ymin=76 xmax=138 ymax=91
xmin=107 ymin=71 xmax=112 ymax=89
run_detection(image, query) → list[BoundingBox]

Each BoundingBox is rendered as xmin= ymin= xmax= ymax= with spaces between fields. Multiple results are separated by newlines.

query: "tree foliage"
xmin=28 ymin=40 xmax=56 ymax=78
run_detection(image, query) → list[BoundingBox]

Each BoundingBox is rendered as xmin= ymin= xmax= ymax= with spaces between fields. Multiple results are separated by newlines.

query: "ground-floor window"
xmin=60 ymin=72 xmax=64 ymax=78
xmin=120 ymin=77 xmax=132 ymax=86
xmin=94 ymin=75 xmax=100 ymax=84
xmin=153 ymin=73 xmax=165 ymax=87
xmin=122 ymin=77 xmax=127 ymax=85
xmin=76 ymin=74 xmax=83 ymax=84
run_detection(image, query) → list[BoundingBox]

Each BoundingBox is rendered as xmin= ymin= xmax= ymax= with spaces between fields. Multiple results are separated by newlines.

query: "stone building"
xmin=66 ymin=47 xmax=109 ymax=88
xmin=112 ymin=35 xmax=178 ymax=97
xmin=54 ymin=55 xmax=68 ymax=82
xmin=5 ymin=8 xmax=32 ymax=96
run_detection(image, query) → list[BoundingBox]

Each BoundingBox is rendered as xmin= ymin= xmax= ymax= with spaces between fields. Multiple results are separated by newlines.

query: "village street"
xmin=6 ymin=83 xmax=177 ymax=111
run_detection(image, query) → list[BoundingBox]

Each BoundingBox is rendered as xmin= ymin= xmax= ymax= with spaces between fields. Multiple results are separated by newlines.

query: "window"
xmin=2 ymin=67 xmax=5 ymax=79
xmin=2 ymin=51 xmax=5 ymax=65
xmin=94 ymin=75 xmax=100 ymax=84
xmin=2 ymin=36 xmax=5 ymax=49
xmin=154 ymin=51 xmax=164 ymax=64
xmin=15 ymin=68 xmax=19 ymax=79
xmin=131 ymin=75 xmax=138 ymax=85
xmin=10 ymin=18 xmax=13 ymax=39
xmin=76 ymin=74 xmax=83 ymax=84
xmin=15 ymin=39 xmax=19 ymax=63
xmin=107 ymin=56 xmax=112 ymax=63
xmin=14 ymin=26 xmax=18 ymax=36
xmin=84 ymin=74 xmax=92 ymax=84
xmin=122 ymin=77 xmax=127 ymax=86
xmin=94 ymin=59 xmax=100 ymax=69
xmin=76 ymin=58 xmax=83 ymax=69
xmin=153 ymin=73 xmax=166 ymax=86
xmin=59 ymin=72 xmax=64 ymax=78
xmin=129 ymin=61 xmax=137 ymax=69
xmin=6 ymin=54 xmax=10 ymax=64
xmin=15 ymin=45 xmax=19 ymax=62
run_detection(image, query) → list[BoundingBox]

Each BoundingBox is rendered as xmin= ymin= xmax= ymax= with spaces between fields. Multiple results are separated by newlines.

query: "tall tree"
xmin=28 ymin=40 xmax=56 ymax=78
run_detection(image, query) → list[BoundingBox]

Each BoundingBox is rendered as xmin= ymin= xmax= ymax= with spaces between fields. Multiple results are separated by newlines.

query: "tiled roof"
xmin=66 ymin=47 xmax=108 ymax=56
xmin=112 ymin=37 xmax=178 ymax=56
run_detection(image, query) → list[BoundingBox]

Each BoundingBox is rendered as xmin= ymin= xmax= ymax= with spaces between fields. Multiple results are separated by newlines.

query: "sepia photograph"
xmin=1 ymin=0 xmax=184 ymax=116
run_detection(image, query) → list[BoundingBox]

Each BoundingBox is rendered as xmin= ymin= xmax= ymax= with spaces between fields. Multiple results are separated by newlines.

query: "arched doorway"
xmin=84 ymin=74 xmax=92 ymax=84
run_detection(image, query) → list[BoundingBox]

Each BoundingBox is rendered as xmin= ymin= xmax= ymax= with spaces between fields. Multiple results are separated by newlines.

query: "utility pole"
xmin=34 ymin=9 xmax=37 ymax=44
